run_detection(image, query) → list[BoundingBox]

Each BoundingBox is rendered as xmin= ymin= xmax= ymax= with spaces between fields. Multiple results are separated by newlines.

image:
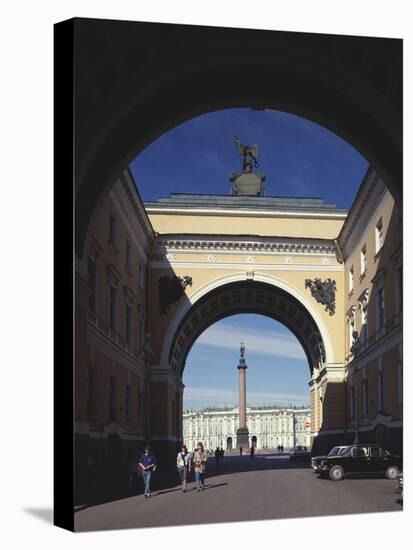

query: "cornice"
xmin=119 ymin=172 xmax=154 ymax=242
xmin=155 ymin=237 xmax=338 ymax=257
xmin=338 ymin=171 xmax=388 ymax=257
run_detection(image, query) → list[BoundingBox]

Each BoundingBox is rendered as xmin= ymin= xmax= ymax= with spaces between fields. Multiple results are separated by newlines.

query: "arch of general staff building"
xmin=144 ymin=192 xmax=346 ymax=461
xmin=66 ymin=20 xmax=403 ymax=475
xmin=64 ymin=19 xmax=402 ymax=259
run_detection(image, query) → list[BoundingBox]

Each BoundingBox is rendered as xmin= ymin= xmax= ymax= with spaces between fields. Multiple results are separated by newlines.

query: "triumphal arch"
xmin=143 ymin=139 xmax=347 ymax=460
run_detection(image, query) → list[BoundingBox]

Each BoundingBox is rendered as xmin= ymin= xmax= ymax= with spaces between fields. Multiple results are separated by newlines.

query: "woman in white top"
xmin=176 ymin=445 xmax=191 ymax=493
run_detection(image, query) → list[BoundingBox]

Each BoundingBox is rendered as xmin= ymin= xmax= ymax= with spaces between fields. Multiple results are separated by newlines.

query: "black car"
xmin=289 ymin=445 xmax=310 ymax=461
xmin=311 ymin=445 xmax=348 ymax=472
xmin=317 ymin=444 xmax=402 ymax=481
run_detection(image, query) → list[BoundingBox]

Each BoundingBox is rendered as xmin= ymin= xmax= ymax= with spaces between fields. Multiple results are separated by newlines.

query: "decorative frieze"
xmin=156 ymin=237 xmax=338 ymax=257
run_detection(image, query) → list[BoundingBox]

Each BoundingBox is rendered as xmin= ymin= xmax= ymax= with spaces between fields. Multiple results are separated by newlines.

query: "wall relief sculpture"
xmin=305 ymin=278 xmax=337 ymax=316
xmin=159 ymin=275 xmax=193 ymax=314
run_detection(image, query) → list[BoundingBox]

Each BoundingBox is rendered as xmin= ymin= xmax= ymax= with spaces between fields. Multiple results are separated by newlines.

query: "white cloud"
xmin=195 ymin=323 xmax=306 ymax=360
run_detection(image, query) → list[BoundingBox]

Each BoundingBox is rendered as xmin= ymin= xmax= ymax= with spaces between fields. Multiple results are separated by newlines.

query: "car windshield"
xmin=342 ymin=445 xmax=354 ymax=456
xmin=328 ymin=447 xmax=341 ymax=456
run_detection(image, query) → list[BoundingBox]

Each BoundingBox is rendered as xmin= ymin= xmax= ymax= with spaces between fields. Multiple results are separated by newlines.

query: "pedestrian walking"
xmin=176 ymin=445 xmax=191 ymax=493
xmin=239 ymin=446 xmax=243 ymax=456
xmin=220 ymin=447 xmax=224 ymax=462
xmin=215 ymin=447 xmax=221 ymax=466
xmin=250 ymin=446 xmax=255 ymax=460
xmin=138 ymin=446 xmax=157 ymax=498
xmin=193 ymin=442 xmax=207 ymax=492
xmin=280 ymin=444 xmax=284 ymax=454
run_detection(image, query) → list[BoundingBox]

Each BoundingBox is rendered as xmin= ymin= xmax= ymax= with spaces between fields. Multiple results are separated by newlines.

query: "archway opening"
xmin=179 ymin=301 xmax=317 ymax=454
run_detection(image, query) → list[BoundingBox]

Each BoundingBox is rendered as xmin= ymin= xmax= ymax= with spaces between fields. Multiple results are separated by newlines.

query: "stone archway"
xmin=169 ymin=280 xmax=326 ymax=377
xmin=149 ymin=275 xmax=344 ymax=461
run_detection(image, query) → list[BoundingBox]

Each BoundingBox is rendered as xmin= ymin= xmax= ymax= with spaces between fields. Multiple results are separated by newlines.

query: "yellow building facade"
xmin=74 ymin=166 xmax=402 ymax=482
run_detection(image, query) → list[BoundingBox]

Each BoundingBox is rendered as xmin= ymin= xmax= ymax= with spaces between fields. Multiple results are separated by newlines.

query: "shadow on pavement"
xmin=75 ymin=453 xmax=310 ymax=511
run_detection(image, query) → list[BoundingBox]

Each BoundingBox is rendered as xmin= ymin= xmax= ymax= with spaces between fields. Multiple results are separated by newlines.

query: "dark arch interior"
xmin=168 ymin=281 xmax=326 ymax=377
xmin=71 ymin=20 xmax=402 ymax=258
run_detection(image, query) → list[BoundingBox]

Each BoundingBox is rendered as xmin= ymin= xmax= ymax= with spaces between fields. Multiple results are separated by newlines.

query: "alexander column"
xmin=236 ymin=342 xmax=250 ymax=452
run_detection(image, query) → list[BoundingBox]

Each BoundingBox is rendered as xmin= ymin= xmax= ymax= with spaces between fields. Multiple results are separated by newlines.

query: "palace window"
xmin=348 ymin=310 xmax=356 ymax=353
xmin=125 ymin=384 xmax=132 ymax=423
xmin=362 ymin=379 xmax=368 ymax=416
xmin=109 ymin=284 xmax=117 ymax=332
xmin=350 ymin=384 xmax=355 ymax=419
xmin=139 ymin=264 xmax=145 ymax=289
xmin=87 ymin=257 xmax=97 ymax=313
xmin=395 ymin=265 xmax=403 ymax=314
xmin=109 ymin=213 xmax=117 ymax=244
xmin=109 ymin=376 xmax=117 ymax=421
xmin=349 ymin=265 xmax=354 ymax=294
xmin=86 ymin=367 xmax=96 ymax=416
xmin=378 ymin=369 xmax=384 ymax=412
xmin=126 ymin=304 xmax=132 ymax=346
xmin=138 ymin=387 xmax=144 ymax=428
xmin=398 ymin=362 xmax=403 ymax=406
xmin=375 ymin=218 xmax=384 ymax=253
xmin=375 ymin=287 xmax=385 ymax=330
xmin=126 ymin=241 xmax=132 ymax=271
xmin=139 ymin=319 xmax=145 ymax=353
xmin=360 ymin=301 xmax=368 ymax=345
xmin=360 ymin=244 xmax=367 ymax=276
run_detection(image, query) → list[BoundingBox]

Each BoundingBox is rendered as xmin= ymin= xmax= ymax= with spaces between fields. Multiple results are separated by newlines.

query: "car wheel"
xmin=385 ymin=465 xmax=399 ymax=480
xmin=329 ymin=465 xmax=344 ymax=481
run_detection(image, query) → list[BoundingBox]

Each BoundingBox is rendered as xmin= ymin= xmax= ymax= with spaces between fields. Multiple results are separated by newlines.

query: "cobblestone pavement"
xmin=74 ymin=452 xmax=402 ymax=532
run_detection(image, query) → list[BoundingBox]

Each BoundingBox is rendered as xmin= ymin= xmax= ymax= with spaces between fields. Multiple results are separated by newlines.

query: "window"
xmin=138 ymin=387 xmax=144 ymax=428
xmin=350 ymin=384 xmax=355 ymax=419
xmin=375 ymin=287 xmax=385 ymax=329
xmin=375 ymin=218 xmax=383 ymax=253
xmin=109 ymin=376 xmax=117 ymax=421
xmin=360 ymin=304 xmax=368 ymax=344
xmin=126 ymin=242 xmax=132 ymax=270
xmin=125 ymin=304 xmax=132 ymax=346
xmin=398 ymin=362 xmax=403 ymax=405
xmin=360 ymin=244 xmax=367 ymax=276
xmin=87 ymin=257 xmax=97 ymax=313
xmin=348 ymin=312 xmax=356 ymax=353
xmin=139 ymin=264 xmax=145 ymax=289
xmin=362 ymin=379 xmax=368 ymax=415
xmin=109 ymin=213 xmax=117 ymax=244
xmin=370 ymin=447 xmax=381 ymax=458
xmin=125 ymin=385 xmax=132 ymax=423
xmin=139 ymin=319 xmax=145 ymax=353
xmin=395 ymin=266 xmax=403 ymax=314
xmin=109 ymin=284 xmax=117 ymax=332
xmin=378 ymin=369 xmax=384 ymax=412
xmin=86 ymin=367 xmax=96 ymax=416
xmin=349 ymin=266 xmax=354 ymax=294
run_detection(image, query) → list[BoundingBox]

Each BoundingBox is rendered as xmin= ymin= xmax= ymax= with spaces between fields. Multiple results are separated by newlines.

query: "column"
xmin=236 ymin=342 xmax=250 ymax=452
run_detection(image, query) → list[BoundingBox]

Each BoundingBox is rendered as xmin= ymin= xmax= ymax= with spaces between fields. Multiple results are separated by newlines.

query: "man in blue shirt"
xmin=138 ymin=446 xmax=157 ymax=498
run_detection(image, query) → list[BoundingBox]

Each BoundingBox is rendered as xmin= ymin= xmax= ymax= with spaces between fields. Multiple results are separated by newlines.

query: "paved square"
xmin=75 ymin=453 xmax=402 ymax=531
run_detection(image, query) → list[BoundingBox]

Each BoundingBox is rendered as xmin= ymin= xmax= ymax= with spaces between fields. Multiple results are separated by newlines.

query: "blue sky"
xmin=130 ymin=108 xmax=368 ymax=208
xmin=130 ymin=108 xmax=368 ymax=410
xmin=183 ymin=315 xmax=310 ymax=411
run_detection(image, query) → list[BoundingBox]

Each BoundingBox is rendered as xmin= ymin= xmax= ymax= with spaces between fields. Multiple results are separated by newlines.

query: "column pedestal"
xmin=236 ymin=427 xmax=250 ymax=452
